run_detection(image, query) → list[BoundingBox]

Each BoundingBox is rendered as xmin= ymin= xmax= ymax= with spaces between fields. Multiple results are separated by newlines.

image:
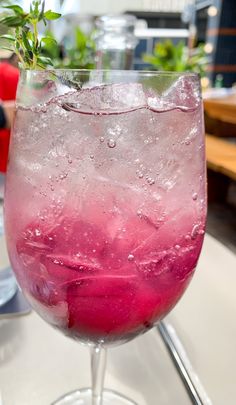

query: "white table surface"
xmin=0 ymin=232 xmax=236 ymax=405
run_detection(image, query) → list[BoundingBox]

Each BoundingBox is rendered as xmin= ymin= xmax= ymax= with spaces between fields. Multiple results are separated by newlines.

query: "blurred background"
xmin=0 ymin=0 xmax=236 ymax=253
xmin=1 ymin=0 xmax=235 ymax=86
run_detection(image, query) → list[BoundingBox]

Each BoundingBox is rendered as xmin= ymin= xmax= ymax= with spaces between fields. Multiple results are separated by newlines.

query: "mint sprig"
xmin=0 ymin=1 xmax=61 ymax=69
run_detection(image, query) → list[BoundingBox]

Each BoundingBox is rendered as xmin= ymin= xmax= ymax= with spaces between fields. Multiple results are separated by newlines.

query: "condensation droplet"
xmin=185 ymin=235 xmax=191 ymax=241
xmin=175 ymin=244 xmax=180 ymax=250
xmin=192 ymin=192 xmax=198 ymax=201
xmin=128 ymin=254 xmax=135 ymax=261
xmin=107 ymin=139 xmax=116 ymax=148
xmin=68 ymin=157 xmax=72 ymax=164
xmin=90 ymin=154 xmax=94 ymax=160
xmin=100 ymin=137 xmax=104 ymax=143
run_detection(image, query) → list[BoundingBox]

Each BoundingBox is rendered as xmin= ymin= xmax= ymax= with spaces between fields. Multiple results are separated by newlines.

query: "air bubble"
xmin=68 ymin=157 xmax=72 ymax=164
xmin=185 ymin=138 xmax=191 ymax=146
xmin=90 ymin=154 xmax=94 ymax=160
xmin=136 ymin=170 xmax=144 ymax=179
xmin=128 ymin=254 xmax=135 ymax=261
xmin=175 ymin=244 xmax=180 ymax=250
xmin=53 ymin=259 xmax=60 ymax=264
xmin=192 ymin=192 xmax=198 ymax=201
xmin=59 ymin=173 xmax=68 ymax=180
xmin=108 ymin=124 xmax=122 ymax=136
xmin=100 ymin=137 xmax=104 ymax=143
xmin=191 ymin=224 xmax=199 ymax=239
xmin=107 ymin=139 xmax=116 ymax=148
xmin=137 ymin=209 xmax=143 ymax=218
xmin=147 ymin=177 xmax=155 ymax=185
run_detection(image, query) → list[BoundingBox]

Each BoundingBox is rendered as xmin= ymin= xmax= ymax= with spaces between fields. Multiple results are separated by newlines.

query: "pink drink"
xmin=5 ymin=76 xmax=206 ymax=345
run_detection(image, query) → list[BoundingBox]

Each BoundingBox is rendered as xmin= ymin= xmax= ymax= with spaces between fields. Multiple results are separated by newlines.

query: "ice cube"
xmin=61 ymin=83 xmax=147 ymax=115
xmin=147 ymin=75 xmax=200 ymax=112
xmin=163 ymin=75 xmax=201 ymax=111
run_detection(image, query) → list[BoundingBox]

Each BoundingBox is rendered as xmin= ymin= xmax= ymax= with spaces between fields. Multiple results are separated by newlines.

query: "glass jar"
xmin=94 ymin=14 xmax=137 ymax=70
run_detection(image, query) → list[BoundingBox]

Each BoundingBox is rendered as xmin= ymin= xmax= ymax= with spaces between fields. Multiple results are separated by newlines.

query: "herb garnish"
xmin=0 ymin=0 xmax=61 ymax=69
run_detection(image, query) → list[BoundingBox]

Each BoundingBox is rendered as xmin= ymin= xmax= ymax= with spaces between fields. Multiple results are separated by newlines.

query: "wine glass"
xmin=4 ymin=69 xmax=206 ymax=405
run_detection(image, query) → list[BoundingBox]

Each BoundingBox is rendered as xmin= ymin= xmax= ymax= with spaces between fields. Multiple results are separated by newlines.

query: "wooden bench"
xmin=204 ymin=94 xmax=236 ymax=126
xmin=206 ymin=134 xmax=236 ymax=202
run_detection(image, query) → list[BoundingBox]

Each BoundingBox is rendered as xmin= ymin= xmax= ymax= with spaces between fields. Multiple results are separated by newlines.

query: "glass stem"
xmin=91 ymin=345 xmax=107 ymax=405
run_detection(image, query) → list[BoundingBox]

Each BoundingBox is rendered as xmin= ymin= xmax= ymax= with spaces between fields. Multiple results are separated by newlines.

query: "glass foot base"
xmin=52 ymin=388 xmax=138 ymax=405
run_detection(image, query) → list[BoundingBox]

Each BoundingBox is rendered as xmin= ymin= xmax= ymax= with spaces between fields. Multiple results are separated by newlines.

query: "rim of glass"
xmin=22 ymin=69 xmax=199 ymax=78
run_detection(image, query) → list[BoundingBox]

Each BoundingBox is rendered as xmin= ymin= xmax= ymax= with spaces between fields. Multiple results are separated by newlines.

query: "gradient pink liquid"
xmin=5 ymin=78 xmax=206 ymax=345
xmin=7 ymin=203 xmax=205 ymax=345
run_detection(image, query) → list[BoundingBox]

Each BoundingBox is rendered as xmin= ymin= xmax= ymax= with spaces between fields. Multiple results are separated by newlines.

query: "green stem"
xmin=16 ymin=48 xmax=25 ymax=68
xmin=15 ymin=28 xmax=27 ymax=69
xmin=32 ymin=19 xmax=38 ymax=69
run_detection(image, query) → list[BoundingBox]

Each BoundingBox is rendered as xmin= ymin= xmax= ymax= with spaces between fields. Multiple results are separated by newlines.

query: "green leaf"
xmin=40 ymin=36 xmax=57 ymax=46
xmin=0 ymin=1 xmax=62 ymax=70
xmin=22 ymin=30 xmax=32 ymax=51
xmin=27 ymin=31 xmax=34 ymax=41
xmin=75 ymin=27 xmax=86 ymax=51
xmin=44 ymin=10 xmax=61 ymax=20
xmin=31 ymin=0 xmax=40 ymax=18
xmin=39 ymin=0 xmax=45 ymax=21
xmin=0 ymin=34 xmax=15 ymax=42
xmin=37 ymin=56 xmax=53 ymax=66
xmin=4 ymin=5 xmax=24 ymax=15
xmin=0 ymin=15 xmax=25 ymax=27
xmin=0 ymin=46 xmax=14 ymax=52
